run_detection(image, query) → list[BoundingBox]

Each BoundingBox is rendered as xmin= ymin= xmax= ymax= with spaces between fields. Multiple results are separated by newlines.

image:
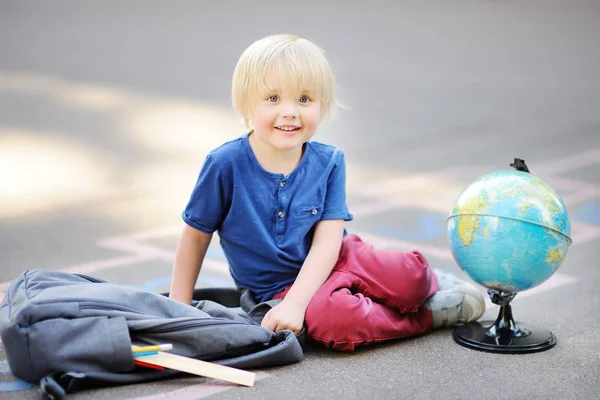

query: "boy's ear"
xmin=242 ymin=108 xmax=254 ymax=129
xmin=242 ymin=116 xmax=253 ymax=130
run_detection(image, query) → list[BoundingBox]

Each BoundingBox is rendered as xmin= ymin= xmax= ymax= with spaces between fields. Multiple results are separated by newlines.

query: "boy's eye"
xmin=299 ymin=96 xmax=312 ymax=103
xmin=268 ymin=95 xmax=279 ymax=102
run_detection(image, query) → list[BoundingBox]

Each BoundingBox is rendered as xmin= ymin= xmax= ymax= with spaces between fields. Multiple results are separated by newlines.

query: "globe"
xmin=447 ymin=169 xmax=573 ymax=294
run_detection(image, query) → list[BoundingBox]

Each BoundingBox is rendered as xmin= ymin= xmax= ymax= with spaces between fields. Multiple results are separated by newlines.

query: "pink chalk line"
xmin=0 ymin=224 xmax=228 ymax=300
xmin=130 ymin=372 xmax=270 ymax=400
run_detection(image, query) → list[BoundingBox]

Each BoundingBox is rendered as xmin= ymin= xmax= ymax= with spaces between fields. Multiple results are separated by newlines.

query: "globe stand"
xmin=453 ymin=289 xmax=557 ymax=353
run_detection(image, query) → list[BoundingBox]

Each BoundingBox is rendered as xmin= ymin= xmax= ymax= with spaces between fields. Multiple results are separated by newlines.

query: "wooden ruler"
xmin=132 ymin=350 xmax=255 ymax=387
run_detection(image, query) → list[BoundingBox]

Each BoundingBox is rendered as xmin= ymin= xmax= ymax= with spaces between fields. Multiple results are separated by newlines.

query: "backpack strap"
xmin=39 ymin=372 xmax=80 ymax=400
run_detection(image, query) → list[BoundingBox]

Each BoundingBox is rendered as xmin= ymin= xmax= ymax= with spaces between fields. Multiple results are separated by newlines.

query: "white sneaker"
xmin=433 ymin=268 xmax=477 ymax=292
xmin=425 ymin=274 xmax=486 ymax=329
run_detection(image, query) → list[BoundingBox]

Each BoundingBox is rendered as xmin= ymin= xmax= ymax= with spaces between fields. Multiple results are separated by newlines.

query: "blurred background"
xmin=1 ymin=1 xmax=599 ymax=399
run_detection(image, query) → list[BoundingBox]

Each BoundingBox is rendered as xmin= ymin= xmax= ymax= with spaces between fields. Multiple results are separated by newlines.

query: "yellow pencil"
xmin=132 ymin=344 xmax=173 ymax=353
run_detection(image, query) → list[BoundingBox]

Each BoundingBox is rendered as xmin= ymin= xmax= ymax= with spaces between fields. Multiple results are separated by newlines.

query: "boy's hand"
xmin=260 ymin=299 xmax=306 ymax=334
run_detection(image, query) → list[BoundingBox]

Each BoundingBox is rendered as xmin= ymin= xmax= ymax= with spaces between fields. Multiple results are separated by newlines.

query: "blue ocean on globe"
xmin=447 ymin=170 xmax=572 ymax=293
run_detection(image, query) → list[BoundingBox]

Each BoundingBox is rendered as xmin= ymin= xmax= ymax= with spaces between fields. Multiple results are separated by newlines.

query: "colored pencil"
xmin=132 ymin=351 xmax=159 ymax=357
xmin=134 ymin=360 xmax=165 ymax=370
xmin=131 ymin=344 xmax=173 ymax=353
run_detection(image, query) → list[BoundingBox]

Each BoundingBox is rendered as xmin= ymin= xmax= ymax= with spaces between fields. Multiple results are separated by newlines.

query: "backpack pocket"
xmin=5 ymin=315 xmax=133 ymax=383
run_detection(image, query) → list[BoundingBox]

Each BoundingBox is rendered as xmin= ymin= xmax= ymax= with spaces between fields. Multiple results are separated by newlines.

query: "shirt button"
xmin=278 ymin=211 xmax=285 ymax=218
xmin=280 ymin=181 xmax=286 ymax=188
xmin=311 ymin=209 xmax=317 ymax=215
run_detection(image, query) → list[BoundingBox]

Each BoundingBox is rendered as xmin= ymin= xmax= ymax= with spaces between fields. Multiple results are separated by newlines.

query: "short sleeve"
xmin=321 ymin=150 xmax=353 ymax=221
xmin=182 ymin=155 xmax=231 ymax=233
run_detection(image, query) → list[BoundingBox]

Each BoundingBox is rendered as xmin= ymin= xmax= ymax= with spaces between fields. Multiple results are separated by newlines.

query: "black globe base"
xmin=453 ymin=321 xmax=557 ymax=354
xmin=453 ymin=289 xmax=557 ymax=354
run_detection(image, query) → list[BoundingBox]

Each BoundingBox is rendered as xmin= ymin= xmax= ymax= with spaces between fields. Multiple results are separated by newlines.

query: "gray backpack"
xmin=0 ymin=269 xmax=304 ymax=398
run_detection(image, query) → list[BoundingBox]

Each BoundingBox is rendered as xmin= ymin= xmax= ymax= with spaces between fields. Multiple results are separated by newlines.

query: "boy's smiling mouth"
xmin=275 ymin=125 xmax=301 ymax=132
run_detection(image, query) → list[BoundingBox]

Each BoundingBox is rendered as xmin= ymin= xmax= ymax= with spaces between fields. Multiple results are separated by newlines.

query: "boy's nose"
xmin=280 ymin=102 xmax=298 ymax=118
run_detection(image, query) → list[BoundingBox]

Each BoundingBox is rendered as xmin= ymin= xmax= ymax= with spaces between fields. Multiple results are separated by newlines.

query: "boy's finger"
xmin=260 ymin=313 xmax=271 ymax=329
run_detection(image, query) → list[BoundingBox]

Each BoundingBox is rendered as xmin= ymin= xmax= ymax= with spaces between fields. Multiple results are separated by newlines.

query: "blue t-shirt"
xmin=182 ymin=133 xmax=353 ymax=302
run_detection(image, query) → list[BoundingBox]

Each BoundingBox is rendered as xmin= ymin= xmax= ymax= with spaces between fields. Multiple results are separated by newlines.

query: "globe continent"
xmin=447 ymin=170 xmax=572 ymax=293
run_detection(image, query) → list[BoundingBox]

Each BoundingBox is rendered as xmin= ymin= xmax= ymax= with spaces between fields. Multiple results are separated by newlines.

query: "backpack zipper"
xmin=78 ymin=303 xmax=255 ymax=331
xmin=134 ymin=318 xmax=250 ymax=333
xmin=79 ymin=301 xmax=142 ymax=314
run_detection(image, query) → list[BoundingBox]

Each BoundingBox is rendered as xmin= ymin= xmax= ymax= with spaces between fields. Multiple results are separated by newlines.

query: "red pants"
xmin=273 ymin=234 xmax=439 ymax=351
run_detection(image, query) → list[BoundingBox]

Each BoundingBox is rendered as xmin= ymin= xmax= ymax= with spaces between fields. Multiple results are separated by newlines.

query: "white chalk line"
xmin=3 ymin=147 xmax=597 ymax=298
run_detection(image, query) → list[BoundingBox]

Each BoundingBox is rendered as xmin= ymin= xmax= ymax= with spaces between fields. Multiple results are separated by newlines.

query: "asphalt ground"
xmin=0 ymin=1 xmax=599 ymax=399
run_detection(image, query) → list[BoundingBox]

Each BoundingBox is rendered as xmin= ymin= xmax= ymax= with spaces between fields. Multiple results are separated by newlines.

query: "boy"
xmin=169 ymin=34 xmax=485 ymax=351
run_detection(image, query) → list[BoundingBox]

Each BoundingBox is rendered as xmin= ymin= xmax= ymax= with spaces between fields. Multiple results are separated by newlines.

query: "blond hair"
xmin=232 ymin=34 xmax=337 ymax=128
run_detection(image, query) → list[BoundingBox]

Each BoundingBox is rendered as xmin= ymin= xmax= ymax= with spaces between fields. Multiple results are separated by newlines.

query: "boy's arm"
xmin=285 ymin=219 xmax=345 ymax=307
xmin=261 ymin=219 xmax=344 ymax=333
xmin=169 ymin=224 xmax=213 ymax=304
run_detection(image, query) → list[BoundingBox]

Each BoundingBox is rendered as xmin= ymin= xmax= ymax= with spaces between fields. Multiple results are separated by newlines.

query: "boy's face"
xmin=248 ymin=78 xmax=321 ymax=153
